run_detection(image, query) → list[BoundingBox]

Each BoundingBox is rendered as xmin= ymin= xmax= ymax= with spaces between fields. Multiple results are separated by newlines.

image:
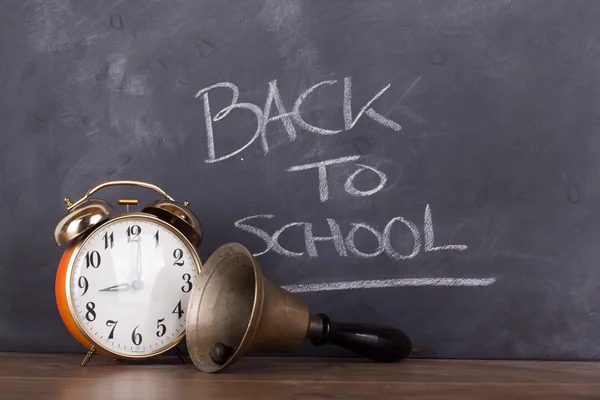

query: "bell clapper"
xmin=209 ymin=342 xmax=235 ymax=365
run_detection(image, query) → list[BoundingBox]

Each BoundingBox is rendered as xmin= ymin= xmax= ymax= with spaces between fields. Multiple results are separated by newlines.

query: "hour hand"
xmin=99 ymin=282 xmax=131 ymax=292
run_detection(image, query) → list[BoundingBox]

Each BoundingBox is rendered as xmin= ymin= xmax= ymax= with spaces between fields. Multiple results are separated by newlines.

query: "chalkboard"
xmin=1 ymin=0 xmax=600 ymax=360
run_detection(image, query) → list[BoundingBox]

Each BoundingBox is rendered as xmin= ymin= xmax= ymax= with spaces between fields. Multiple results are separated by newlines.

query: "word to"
xmin=287 ymin=154 xmax=386 ymax=202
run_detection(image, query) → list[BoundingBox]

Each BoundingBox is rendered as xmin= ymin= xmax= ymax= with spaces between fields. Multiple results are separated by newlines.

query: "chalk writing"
xmin=343 ymin=77 xmax=401 ymax=131
xmin=286 ymin=155 xmax=360 ymax=202
xmin=234 ymin=204 xmax=467 ymax=259
xmin=283 ymin=278 xmax=497 ymax=293
xmin=344 ymin=164 xmax=388 ymax=198
xmin=195 ymin=82 xmax=264 ymax=163
xmin=424 ymin=204 xmax=468 ymax=252
xmin=195 ymin=78 xmax=402 ymax=163
xmin=194 ymin=75 xmax=488 ymax=290
xmin=287 ymin=155 xmax=387 ymax=202
xmin=345 ymin=223 xmax=384 ymax=258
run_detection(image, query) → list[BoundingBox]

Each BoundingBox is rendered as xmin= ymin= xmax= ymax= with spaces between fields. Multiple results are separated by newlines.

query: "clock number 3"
xmin=181 ymin=273 xmax=192 ymax=293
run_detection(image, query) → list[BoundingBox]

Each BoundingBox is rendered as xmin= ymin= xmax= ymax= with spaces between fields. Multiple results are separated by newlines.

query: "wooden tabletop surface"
xmin=1 ymin=353 xmax=599 ymax=399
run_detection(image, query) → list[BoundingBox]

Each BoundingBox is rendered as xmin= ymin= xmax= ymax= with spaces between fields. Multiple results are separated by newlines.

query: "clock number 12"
xmin=127 ymin=225 xmax=141 ymax=243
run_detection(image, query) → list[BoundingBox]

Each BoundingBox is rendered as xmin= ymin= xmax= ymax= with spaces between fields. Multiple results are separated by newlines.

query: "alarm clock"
xmin=54 ymin=180 xmax=203 ymax=366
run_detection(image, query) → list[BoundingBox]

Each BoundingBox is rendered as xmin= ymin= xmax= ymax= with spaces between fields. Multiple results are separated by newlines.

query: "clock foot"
xmin=81 ymin=346 xmax=96 ymax=367
xmin=174 ymin=345 xmax=187 ymax=364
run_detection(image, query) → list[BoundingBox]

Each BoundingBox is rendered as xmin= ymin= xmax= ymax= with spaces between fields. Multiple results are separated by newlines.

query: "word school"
xmin=235 ymin=204 xmax=467 ymax=260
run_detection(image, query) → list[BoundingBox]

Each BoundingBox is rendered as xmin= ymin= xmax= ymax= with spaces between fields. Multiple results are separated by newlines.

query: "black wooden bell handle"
xmin=309 ymin=314 xmax=412 ymax=362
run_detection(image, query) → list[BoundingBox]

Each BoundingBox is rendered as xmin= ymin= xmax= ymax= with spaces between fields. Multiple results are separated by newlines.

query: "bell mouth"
xmin=185 ymin=243 xmax=264 ymax=373
xmin=142 ymin=200 xmax=203 ymax=247
xmin=54 ymin=199 xmax=112 ymax=246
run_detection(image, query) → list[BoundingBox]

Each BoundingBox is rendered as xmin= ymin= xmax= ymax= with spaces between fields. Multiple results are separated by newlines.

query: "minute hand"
xmin=135 ymin=237 xmax=142 ymax=281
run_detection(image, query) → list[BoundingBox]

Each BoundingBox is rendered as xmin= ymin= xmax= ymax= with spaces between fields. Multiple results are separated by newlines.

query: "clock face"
xmin=67 ymin=214 xmax=200 ymax=357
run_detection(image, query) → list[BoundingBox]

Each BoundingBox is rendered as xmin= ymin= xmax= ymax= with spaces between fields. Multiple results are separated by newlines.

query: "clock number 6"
xmin=85 ymin=251 xmax=101 ymax=269
xmin=173 ymin=249 xmax=184 ymax=266
xmin=85 ymin=302 xmax=96 ymax=322
xmin=156 ymin=318 xmax=166 ymax=337
xmin=181 ymin=273 xmax=192 ymax=293
xmin=131 ymin=325 xmax=142 ymax=345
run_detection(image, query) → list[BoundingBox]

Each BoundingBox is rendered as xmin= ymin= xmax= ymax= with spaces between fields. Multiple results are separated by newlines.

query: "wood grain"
xmin=0 ymin=353 xmax=599 ymax=399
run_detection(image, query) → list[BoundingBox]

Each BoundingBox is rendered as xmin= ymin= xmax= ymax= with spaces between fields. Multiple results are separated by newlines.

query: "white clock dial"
xmin=68 ymin=214 xmax=200 ymax=357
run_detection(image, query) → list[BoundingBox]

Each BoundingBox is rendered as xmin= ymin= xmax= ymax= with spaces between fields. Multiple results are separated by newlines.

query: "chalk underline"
xmin=282 ymin=277 xmax=497 ymax=293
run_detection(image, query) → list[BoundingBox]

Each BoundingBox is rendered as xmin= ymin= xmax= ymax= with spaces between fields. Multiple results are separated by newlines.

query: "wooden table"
xmin=1 ymin=353 xmax=599 ymax=399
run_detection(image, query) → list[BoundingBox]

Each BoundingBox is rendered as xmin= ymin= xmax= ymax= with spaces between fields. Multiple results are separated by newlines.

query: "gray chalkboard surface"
xmin=1 ymin=0 xmax=600 ymax=360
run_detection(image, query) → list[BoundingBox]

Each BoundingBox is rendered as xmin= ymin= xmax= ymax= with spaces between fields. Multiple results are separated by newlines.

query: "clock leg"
xmin=174 ymin=345 xmax=187 ymax=364
xmin=81 ymin=346 xmax=96 ymax=367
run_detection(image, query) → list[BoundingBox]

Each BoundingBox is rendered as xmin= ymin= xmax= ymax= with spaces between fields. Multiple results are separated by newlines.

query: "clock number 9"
xmin=156 ymin=318 xmax=166 ymax=337
xmin=173 ymin=249 xmax=184 ymax=266
xmin=131 ymin=325 xmax=142 ymax=345
xmin=78 ymin=276 xmax=89 ymax=296
xmin=85 ymin=302 xmax=96 ymax=322
xmin=181 ymin=273 xmax=192 ymax=293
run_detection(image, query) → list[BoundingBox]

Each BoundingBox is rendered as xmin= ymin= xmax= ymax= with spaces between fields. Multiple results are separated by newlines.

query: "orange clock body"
xmin=55 ymin=241 xmax=114 ymax=358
